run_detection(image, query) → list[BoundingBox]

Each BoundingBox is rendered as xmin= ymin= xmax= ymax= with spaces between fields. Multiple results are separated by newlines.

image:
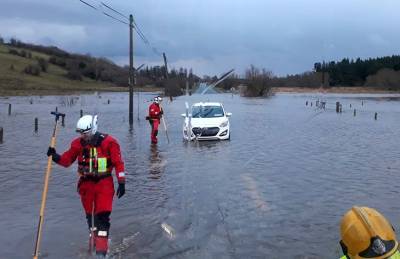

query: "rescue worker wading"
xmin=147 ymin=96 xmax=163 ymax=144
xmin=46 ymin=115 xmax=126 ymax=257
xmin=339 ymin=206 xmax=400 ymax=259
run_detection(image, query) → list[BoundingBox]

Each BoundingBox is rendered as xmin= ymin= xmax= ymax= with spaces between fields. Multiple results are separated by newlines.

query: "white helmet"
xmin=76 ymin=115 xmax=98 ymax=134
xmin=154 ymin=96 xmax=162 ymax=104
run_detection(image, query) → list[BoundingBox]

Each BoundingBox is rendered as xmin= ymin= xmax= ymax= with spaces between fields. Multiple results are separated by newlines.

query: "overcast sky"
xmin=1 ymin=0 xmax=400 ymax=77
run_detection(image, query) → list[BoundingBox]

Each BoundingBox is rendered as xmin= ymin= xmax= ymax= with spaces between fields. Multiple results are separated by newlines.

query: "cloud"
xmin=1 ymin=0 xmax=400 ymax=76
xmin=368 ymin=34 xmax=388 ymax=47
xmin=0 ymin=18 xmax=88 ymax=49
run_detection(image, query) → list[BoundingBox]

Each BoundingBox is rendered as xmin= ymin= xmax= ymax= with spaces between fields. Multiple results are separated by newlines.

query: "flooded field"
xmin=1 ymin=92 xmax=400 ymax=258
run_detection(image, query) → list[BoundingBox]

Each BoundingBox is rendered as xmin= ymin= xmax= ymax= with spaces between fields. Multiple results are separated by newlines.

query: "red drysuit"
xmin=148 ymin=102 xmax=162 ymax=144
xmin=54 ymin=132 xmax=125 ymax=255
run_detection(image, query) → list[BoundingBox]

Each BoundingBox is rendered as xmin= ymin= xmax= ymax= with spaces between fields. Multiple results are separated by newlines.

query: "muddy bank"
xmin=272 ymin=86 xmax=400 ymax=94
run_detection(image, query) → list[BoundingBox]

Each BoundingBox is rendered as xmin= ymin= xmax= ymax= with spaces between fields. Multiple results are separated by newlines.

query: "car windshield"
xmin=192 ymin=105 xmax=224 ymax=118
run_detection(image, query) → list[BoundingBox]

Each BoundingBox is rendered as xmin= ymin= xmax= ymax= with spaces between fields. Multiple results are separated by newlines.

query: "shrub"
xmin=66 ymin=69 xmax=82 ymax=80
xmin=49 ymin=56 xmax=66 ymax=67
xmin=8 ymin=49 xmax=19 ymax=55
xmin=241 ymin=65 xmax=273 ymax=97
xmin=24 ymin=64 xmax=41 ymax=76
xmin=20 ymin=50 xmax=27 ymax=58
xmin=37 ymin=58 xmax=48 ymax=72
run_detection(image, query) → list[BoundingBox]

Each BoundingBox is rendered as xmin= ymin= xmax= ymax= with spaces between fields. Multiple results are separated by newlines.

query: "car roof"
xmin=192 ymin=102 xmax=222 ymax=107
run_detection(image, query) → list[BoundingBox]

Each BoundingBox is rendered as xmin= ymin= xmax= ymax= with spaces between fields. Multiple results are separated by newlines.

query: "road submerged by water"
xmin=1 ymin=92 xmax=400 ymax=258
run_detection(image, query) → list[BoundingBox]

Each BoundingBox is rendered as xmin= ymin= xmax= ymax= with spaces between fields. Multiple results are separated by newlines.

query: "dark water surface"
xmin=1 ymin=92 xmax=400 ymax=258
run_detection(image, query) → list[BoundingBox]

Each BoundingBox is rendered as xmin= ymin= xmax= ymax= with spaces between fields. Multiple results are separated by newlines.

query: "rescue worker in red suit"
xmin=46 ymin=115 xmax=126 ymax=257
xmin=147 ymin=96 xmax=163 ymax=144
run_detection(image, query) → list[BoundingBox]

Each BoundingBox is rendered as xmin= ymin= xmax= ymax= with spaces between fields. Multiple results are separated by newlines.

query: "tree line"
xmin=314 ymin=56 xmax=400 ymax=87
xmin=221 ymin=55 xmax=400 ymax=96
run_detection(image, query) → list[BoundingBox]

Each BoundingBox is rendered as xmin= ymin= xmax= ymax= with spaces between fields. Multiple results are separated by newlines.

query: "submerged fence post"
xmin=80 ymin=110 xmax=83 ymax=118
xmin=375 ymin=112 xmax=378 ymax=120
xmin=61 ymin=115 xmax=65 ymax=127
xmin=336 ymin=102 xmax=340 ymax=113
xmin=34 ymin=118 xmax=38 ymax=132
xmin=306 ymin=101 xmax=308 ymax=106
xmin=8 ymin=103 xmax=11 ymax=115
xmin=55 ymin=106 xmax=58 ymax=112
xmin=339 ymin=104 xmax=342 ymax=113
xmin=107 ymin=99 xmax=110 ymax=104
xmin=354 ymin=109 xmax=356 ymax=116
xmin=311 ymin=102 xmax=313 ymax=107
xmin=0 ymin=127 xmax=3 ymax=143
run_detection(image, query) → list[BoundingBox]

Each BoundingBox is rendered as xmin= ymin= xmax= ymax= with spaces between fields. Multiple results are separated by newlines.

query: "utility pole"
xmin=129 ymin=14 xmax=134 ymax=125
xmin=162 ymin=52 xmax=169 ymax=79
xmin=162 ymin=52 xmax=170 ymax=99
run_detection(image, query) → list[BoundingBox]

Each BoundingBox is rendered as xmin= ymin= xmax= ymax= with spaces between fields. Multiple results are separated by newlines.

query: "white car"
xmin=182 ymin=102 xmax=232 ymax=141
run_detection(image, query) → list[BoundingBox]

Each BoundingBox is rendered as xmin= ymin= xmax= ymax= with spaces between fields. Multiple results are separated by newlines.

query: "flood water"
xmin=1 ymin=92 xmax=400 ymax=258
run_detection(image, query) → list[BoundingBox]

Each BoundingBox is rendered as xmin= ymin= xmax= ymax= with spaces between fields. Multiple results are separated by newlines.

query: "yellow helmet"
xmin=340 ymin=206 xmax=398 ymax=259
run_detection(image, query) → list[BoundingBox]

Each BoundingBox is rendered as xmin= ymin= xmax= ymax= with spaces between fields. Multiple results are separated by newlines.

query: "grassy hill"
xmin=0 ymin=43 xmax=127 ymax=96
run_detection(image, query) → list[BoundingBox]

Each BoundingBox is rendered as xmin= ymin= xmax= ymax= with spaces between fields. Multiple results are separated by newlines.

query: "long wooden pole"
xmin=157 ymin=102 xmax=170 ymax=143
xmin=33 ymin=114 xmax=62 ymax=259
xmin=129 ymin=14 xmax=134 ymax=125
xmin=161 ymin=116 xmax=170 ymax=144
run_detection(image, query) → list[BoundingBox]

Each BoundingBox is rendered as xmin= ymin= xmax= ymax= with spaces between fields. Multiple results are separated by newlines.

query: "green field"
xmin=0 ymin=43 xmax=128 ymax=96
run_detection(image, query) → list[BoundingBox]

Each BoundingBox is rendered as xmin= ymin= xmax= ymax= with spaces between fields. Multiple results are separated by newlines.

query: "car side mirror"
xmin=226 ymin=112 xmax=232 ymax=117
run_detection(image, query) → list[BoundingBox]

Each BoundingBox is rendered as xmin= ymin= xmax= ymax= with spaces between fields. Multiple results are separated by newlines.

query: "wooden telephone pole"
xmin=163 ymin=52 xmax=169 ymax=79
xmin=129 ymin=14 xmax=134 ymax=125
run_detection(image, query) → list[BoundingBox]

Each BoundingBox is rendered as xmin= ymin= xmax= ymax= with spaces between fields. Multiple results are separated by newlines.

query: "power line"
xmin=79 ymin=0 xmax=98 ymax=10
xmin=78 ymin=0 xmax=162 ymax=57
xmin=102 ymin=11 xmax=129 ymax=25
xmin=132 ymin=19 xmax=161 ymax=56
xmin=101 ymin=2 xmax=129 ymax=19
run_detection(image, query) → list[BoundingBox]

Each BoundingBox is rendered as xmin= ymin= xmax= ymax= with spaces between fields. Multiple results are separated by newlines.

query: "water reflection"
xmin=148 ymin=144 xmax=165 ymax=179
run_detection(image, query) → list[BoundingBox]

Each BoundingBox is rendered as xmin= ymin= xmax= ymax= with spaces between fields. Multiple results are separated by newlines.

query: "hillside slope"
xmin=0 ymin=43 xmax=127 ymax=96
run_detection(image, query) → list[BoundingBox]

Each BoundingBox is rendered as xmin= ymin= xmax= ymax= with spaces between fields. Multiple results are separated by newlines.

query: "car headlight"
xmin=219 ymin=120 xmax=228 ymax=127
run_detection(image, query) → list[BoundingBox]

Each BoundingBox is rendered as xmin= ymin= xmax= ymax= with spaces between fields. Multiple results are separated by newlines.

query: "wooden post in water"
xmin=339 ymin=104 xmax=342 ymax=113
xmin=0 ymin=127 xmax=3 ymax=143
xmin=107 ymin=99 xmax=110 ymax=104
xmin=350 ymin=104 xmax=352 ymax=108
xmin=55 ymin=107 xmax=58 ymax=112
xmin=61 ymin=115 xmax=65 ymax=127
xmin=374 ymin=112 xmax=378 ymax=120
xmin=306 ymin=101 xmax=308 ymax=106
xmin=34 ymin=118 xmax=38 ymax=132
xmin=336 ymin=102 xmax=340 ymax=113
xmin=354 ymin=109 xmax=356 ymax=116
xmin=80 ymin=110 xmax=83 ymax=118
xmin=311 ymin=102 xmax=313 ymax=107
xmin=8 ymin=103 xmax=11 ymax=115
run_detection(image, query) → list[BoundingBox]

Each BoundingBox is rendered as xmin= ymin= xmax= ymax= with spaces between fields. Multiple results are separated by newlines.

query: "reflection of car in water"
xmin=182 ymin=102 xmax=232 ymax=141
